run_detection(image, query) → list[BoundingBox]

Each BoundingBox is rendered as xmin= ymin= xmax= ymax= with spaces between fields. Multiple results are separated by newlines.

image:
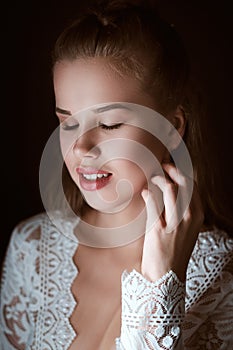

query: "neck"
xmin=75 ymin=234 xmax=144 ymax=274
xmin=82 ymin=192 xmax=145 ymax=226
xmin=75 ymin=194 xmax=147 ymax=248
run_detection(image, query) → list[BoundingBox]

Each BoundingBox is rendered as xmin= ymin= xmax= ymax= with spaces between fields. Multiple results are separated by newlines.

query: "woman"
xmin=1 ymin=1 xmax=232 ymax=349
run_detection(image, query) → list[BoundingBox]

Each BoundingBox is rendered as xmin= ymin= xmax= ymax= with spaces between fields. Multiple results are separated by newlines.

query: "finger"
xmin=151 ymin=175 xmax=178 ymax=232
xmin=141 ymin=189 xmax=165 ymax=233
xmin=162 ymin=163 xmax=195 ymax=230
xmin=162 ymin=162 xmax=186 ymax=186
xmin=162 ymin=162 xmax=193 ymax=208
xmin=183 ymin=181 xmax=204 ymax=227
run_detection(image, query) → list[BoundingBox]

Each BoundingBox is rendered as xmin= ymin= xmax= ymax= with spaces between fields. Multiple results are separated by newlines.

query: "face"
xmin=53 ymin=58 xmax=170 ymax=213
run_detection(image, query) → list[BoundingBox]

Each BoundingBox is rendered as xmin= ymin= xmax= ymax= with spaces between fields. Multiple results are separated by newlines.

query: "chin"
xmin=82 ymin=192 xmax=133 ymax=214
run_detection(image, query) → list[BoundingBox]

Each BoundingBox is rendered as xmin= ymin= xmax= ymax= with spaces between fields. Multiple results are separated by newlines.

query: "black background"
xmin=2 ymin=0 xmax=233 ymax=264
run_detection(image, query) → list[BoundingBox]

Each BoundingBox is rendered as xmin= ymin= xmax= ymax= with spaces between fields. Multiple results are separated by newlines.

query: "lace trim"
xmin=0 ymin=213 xmax=79 ymax=350
xmin=35 ymin=215 xmax=78 ymax=349
xmin=186 ymin=230 xmax=233 ymax=311
xmin=115 ymin=270 xmax=185 ymax=349
xmin=115 ymin=230 xmax=233 ymax=350
xmin=1 ymin=216 xmax=233 ymax=350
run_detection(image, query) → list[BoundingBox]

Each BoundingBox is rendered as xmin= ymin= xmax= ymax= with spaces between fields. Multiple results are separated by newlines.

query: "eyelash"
xmin=61 ymin=122 xmax=123 ymax=131
xmin=99 ymin=123 xmax=123 ymax=130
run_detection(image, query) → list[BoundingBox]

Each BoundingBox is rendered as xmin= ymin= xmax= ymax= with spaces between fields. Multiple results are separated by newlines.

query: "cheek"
xmin=140 ymin=133 xmax=167 ymax=161
xmin=122 ymin=161 xmax=146 ymax=182
xmin=123 ymin=127 xmax=168 ymax=166
xmin=110 ymin=160 xmax=148 ymax=191
xmin=124 ymin=165 xmax=147 ymax=195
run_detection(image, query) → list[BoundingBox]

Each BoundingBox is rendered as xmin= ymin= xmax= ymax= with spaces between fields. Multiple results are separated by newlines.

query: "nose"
xmin=72 ymin=130 xmax=100 ymax=159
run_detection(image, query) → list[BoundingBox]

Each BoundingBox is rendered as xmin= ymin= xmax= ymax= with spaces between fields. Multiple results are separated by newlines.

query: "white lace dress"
xmin=0 ymin=212 xmax=233 ymax=349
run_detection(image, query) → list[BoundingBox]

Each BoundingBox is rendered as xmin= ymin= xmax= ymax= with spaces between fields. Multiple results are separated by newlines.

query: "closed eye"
xmin=60 ymin=120 xmax=79 ymax=131
xmin=99 ymin=123 xmax=123 ymax=130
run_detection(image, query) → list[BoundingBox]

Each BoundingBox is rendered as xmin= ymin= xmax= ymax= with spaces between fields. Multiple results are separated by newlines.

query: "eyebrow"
xmin=56 ymin=103 xmax=131 ymax=116
xmin=55 ymin=107 xmax=72 ymax=115
xmin=93 ymin=103 xmax=131 ymax=114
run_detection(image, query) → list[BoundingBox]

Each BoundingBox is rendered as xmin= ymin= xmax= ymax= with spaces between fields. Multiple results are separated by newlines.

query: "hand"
xmin=141 ymin=163 xmax=204 ymax=282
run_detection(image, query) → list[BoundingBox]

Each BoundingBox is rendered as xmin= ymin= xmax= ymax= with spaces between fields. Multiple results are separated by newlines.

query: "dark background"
xmin=2 ymin=0 xmax=233 ymax=264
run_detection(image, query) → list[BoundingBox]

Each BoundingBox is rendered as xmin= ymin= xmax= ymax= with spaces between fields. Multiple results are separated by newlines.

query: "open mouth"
xmin=81 ymin=173 xmax=111 ymax=181
xmin=77 ymin=167 xmax=112 ymax=190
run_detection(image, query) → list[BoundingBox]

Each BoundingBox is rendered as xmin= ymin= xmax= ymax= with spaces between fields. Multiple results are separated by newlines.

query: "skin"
xmin=53 ymin=57 xmax=204 ymax=350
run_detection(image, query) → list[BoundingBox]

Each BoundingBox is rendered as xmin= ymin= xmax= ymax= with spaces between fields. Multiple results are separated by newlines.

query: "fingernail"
xmin=141 ymin=189 xmax=148 ymax=200
xmin=151 ymin=176 xmax=158 ymax=183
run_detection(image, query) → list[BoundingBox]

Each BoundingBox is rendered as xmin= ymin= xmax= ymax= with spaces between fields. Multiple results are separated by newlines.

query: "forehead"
xmin=53 ymin=58 xmax=157 ymax=114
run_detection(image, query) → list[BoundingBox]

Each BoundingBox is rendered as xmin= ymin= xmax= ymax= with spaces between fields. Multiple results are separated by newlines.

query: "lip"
xmin=77 ymin=167 xmax=110 ymax=175
xmin=76 ymin=167 xmax=112 ymax=191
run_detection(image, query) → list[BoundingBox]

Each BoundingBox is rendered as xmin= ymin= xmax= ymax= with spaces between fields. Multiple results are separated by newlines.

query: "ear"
xmin=170 ymin=105 xmax=186 ymax=137
xmin=166 ymin=105 xmax=186 ymax=151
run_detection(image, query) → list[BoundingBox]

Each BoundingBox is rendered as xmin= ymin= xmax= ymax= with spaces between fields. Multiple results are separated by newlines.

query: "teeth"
xmin=82 ymin=173 xmax=109 ymax=180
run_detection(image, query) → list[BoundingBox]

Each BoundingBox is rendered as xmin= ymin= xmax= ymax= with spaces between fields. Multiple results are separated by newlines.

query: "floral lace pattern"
xmin=0 ymin=213 xmax=78 ymax=350
xmin=116 ymin=231 xmax=233 ymax=350
xmin=116 ymin=270 xmax=185 ymax=349
xmin=0 ymin=212 xmax=233 ymax=349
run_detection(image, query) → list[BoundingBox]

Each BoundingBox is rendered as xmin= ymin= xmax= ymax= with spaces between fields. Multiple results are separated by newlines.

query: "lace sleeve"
xmin=184 ymin=258 xmax=233 ymax=349
xmin=0 ymin=220 xmax=41 ymax=350
xmin=116 ymin=269 xmax=185 ymax=350
xmin=115 ymin=234 xmax=233 ymax=350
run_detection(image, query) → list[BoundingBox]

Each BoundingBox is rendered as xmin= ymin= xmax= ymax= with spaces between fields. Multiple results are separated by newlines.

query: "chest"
xmin=68 ymin=268 xmax=122 ymax=350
